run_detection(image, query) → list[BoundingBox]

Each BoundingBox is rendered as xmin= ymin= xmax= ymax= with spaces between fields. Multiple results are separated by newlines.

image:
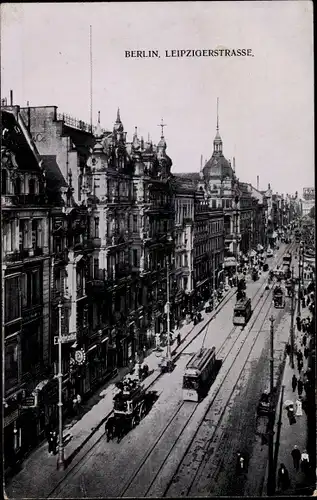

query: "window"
xmin=21 ymin=269 xmax=41 ymax=309
xmin=19 ymin=219 xmax=28 ymax=251
xmin=93 ymin=258 xmax=99 ymax=279
xmin=133 ymin=215 xmax=138 ymax=232
xmin=32 ymin=219 xmax=39 ymax=249
xmin=21 ymin=323 xmax=40 ymax=375
xmin=5 ymin=342 xmax=18 ymax=391
xmin=5 ymin=276 xmax=21 ymax=322
xmin=133 ymin=249 xmax=138 ymax=267
xmin=1 ymin=169 xmax=7 ymax=194
xmin=14 ymin=177 xmax=21 ymax=195
xmin=94 ymin=217 xmax=99 ymax=238
xmin=29 ymin=178 xmax=35 ymax=195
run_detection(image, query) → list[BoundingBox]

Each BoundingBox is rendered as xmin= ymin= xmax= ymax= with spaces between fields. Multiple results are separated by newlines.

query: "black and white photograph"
xmin=1 ymin=1 xmax=315 ymax=498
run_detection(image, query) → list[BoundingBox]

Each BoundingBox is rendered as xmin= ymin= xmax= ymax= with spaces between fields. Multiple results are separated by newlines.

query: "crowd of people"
xmin=278 ymin=277 xmax=315 ymax=493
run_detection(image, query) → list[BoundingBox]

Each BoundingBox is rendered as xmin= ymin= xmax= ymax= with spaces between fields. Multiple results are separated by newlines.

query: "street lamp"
xmin=164 ymin=236 xmax=175 ymax=372
xmin=57 ymin=301 xmax=65 ymax=470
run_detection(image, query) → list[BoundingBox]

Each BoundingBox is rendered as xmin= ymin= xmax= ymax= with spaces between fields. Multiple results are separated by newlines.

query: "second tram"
xmin=233 ymin=297 xmax=252 ymax=326
xmin=182 ymin=347 xmax=217 ymax=402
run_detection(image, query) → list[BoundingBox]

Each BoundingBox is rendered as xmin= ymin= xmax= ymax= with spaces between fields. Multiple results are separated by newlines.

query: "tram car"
xmin=233 ymin=297 xmax=252 ymax=326
xmin=273 ymin=285 xmax=285 ymax=308
xmin=182 ymin=347 xmax=217 ymax=402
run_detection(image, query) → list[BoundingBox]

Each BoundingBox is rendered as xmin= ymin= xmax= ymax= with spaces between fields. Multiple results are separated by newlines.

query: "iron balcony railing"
xmin=57 ymin=112 xmax=108 ymax=136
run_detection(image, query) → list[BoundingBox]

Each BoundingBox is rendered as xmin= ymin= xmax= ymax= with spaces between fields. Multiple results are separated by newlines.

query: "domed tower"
xmin=202 ymin=98 xmax=233 ymax=181
xmin=154 ymin=119 xmax=172 ymax=178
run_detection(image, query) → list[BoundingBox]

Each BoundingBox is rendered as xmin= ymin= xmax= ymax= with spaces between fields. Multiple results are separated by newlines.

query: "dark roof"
xmin=41 ymin=155 xmax=68 ymax=191
xmin=174 ymin=172 xmax=201 ymax=182
xmin=172 ymin=175 xmax=196 ymax=193
xmin=1 ymin=110 xmax=41 ymax=172
xmin=203 ymin=153 xmax=233 ymax=179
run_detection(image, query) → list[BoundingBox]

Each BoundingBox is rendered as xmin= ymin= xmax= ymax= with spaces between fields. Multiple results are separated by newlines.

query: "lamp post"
xmin=57 ymin=301 xmax=65 ymax=470
xmin=164 ymin=235 xmax=174 ymax=372
xmin=267 ymin=315 xmax=275 ymax=496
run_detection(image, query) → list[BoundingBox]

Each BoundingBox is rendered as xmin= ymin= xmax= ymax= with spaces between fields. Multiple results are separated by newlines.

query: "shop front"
xmin=4 ymin=398 xmax=22 ymax=471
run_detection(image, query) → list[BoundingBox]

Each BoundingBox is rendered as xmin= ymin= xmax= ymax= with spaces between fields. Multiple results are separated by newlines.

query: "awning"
xmin=223 ymin=257 xmax=237 ymax=268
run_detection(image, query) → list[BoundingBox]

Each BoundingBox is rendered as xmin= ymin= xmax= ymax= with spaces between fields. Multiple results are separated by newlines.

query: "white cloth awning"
xmin=223 ymin=257 xmax=237 ymax=267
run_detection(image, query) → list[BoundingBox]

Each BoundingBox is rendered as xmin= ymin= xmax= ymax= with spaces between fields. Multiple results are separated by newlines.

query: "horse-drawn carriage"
xmin=105 ymin=379 xmax=157 ymax=442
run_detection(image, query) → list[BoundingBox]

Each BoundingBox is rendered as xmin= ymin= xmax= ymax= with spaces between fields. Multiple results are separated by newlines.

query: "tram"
xmin=182 ymin=347 xmax=217 ymax=402
xmin=233 ymin=297 xmax=252 ymax=326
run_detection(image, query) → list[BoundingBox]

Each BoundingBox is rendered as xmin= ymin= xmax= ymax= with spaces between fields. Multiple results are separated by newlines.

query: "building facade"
xmin=2 ymin=108 xmax=50 ymax=467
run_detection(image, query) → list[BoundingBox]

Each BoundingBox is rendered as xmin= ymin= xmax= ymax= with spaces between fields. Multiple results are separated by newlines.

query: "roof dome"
xmin=157 ymin=136 xmax=167 ymax=149
xmin=203 ymin=154 xmax=233 ymax=179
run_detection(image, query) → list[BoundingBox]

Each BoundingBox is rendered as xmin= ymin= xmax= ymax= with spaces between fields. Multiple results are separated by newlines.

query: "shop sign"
xmin=4 ymin=408 xmax=19 ymax=428
xmin=54 ymin=332 xmax=77 ymax=344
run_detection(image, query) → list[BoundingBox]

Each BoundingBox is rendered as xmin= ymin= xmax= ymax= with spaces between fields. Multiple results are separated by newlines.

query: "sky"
xmin=1 ymin=1 xmax=314 ymax=196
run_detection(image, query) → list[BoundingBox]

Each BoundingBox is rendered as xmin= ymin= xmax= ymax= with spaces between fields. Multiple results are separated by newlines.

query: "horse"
xmin=105 ymin=416 xmax=116 ymax=442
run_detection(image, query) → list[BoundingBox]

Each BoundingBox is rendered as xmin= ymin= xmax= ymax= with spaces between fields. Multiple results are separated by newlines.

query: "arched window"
xmin=1 ymin=168 xmax=7 ymax=194
xmin=29 ymin=178 xmax=35 ymax=195
xmin=14 ymin=177 xmax=21 ymax=195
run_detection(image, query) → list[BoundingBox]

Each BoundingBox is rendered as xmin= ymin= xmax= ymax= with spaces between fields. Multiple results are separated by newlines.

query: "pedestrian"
xmin=278 ymin=463 xmax=290 ymax=490
xmin=296 ymin=398 xmax=303 ymax=416
xmin=302 ymin=296 xmax=306 ymax=308
xmin=291 ymin=374 xmax=297 ymax=392
xmin=177 ymin=332 xmax=181 ymax=347
xmin=52 ymin=430 xmax=58 ymax=455
xmin=297 ymin=349 xmax=303 ymax=362
xmin=302 ymin=334 xmax=307 ymax=347
xmin=306 ymin=295 xmax=310 ymax=307
xmin=286 ymin=343 xmax=291 ymax=356
xmin=48 ymin=430 xmax=54 ymax=454
xmin=291 ymin=445 xmax=301 ymax=470
xmin=296 ymin=316 xmax=302 ymax=331
xmin=297 ymin=359 xmax=303 ymax=373
xmin=300 ymin=450 xmax=310 ymax=473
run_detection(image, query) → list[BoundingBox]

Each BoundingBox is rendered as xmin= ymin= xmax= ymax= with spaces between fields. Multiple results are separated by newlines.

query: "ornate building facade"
xmin=2 ymin=107 xmax=50 ymax=468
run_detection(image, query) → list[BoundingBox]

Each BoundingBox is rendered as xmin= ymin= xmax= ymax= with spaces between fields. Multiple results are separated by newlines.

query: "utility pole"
xmin=267 ymin=315 xmax=275 ymax=496
xmin=166 ymin=259 xmax=171 ymax=363
xmin=289 ymin=265 xmax=295 ymax=369
xmin=57 ymin=301 xmax=65 ymax=470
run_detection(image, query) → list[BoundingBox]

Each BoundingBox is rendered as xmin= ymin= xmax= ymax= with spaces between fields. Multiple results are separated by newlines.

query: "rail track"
xmin=48 ymin=243 xmax=293 ymax=498
xmin=119 ymin=244 xmax=294 ymax=497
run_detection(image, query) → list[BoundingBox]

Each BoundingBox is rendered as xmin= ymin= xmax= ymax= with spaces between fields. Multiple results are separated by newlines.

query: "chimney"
xmin=10 ymin=90 xmax=13 ymax=106
xmin=257 ymin=175 xmax=259 ymax=190
xmin=232 ymin=157 xmax=236 ymax=172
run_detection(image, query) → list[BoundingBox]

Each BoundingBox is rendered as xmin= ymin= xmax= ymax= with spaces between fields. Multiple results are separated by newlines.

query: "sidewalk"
xmin=273 ymin=314 xmax=314 ymax=495
xmin=5 ymin=288 xmax=234 ymax=498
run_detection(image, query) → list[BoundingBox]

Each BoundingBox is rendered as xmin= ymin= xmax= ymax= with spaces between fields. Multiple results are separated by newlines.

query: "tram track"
xmin=48 ymin=244 xmax=293 ymax=498
xmin=119 ymin=246 xmax=293 ymax=497
xmin=161 ymin=249 xmax=295 ymax=497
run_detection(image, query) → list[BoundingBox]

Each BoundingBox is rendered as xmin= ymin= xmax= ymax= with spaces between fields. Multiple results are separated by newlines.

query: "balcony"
xmin=4 ymin=247 xmax=44 ymax=263
xmin=1 ymin=194 xmax=47 ymax=207
xmin=115 ymin=263 xmax=132 ymax=280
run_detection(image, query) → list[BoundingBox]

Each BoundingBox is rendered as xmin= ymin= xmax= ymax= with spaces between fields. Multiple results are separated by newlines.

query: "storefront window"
xmin=5 ymin=342 xmax=18 ymax=390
